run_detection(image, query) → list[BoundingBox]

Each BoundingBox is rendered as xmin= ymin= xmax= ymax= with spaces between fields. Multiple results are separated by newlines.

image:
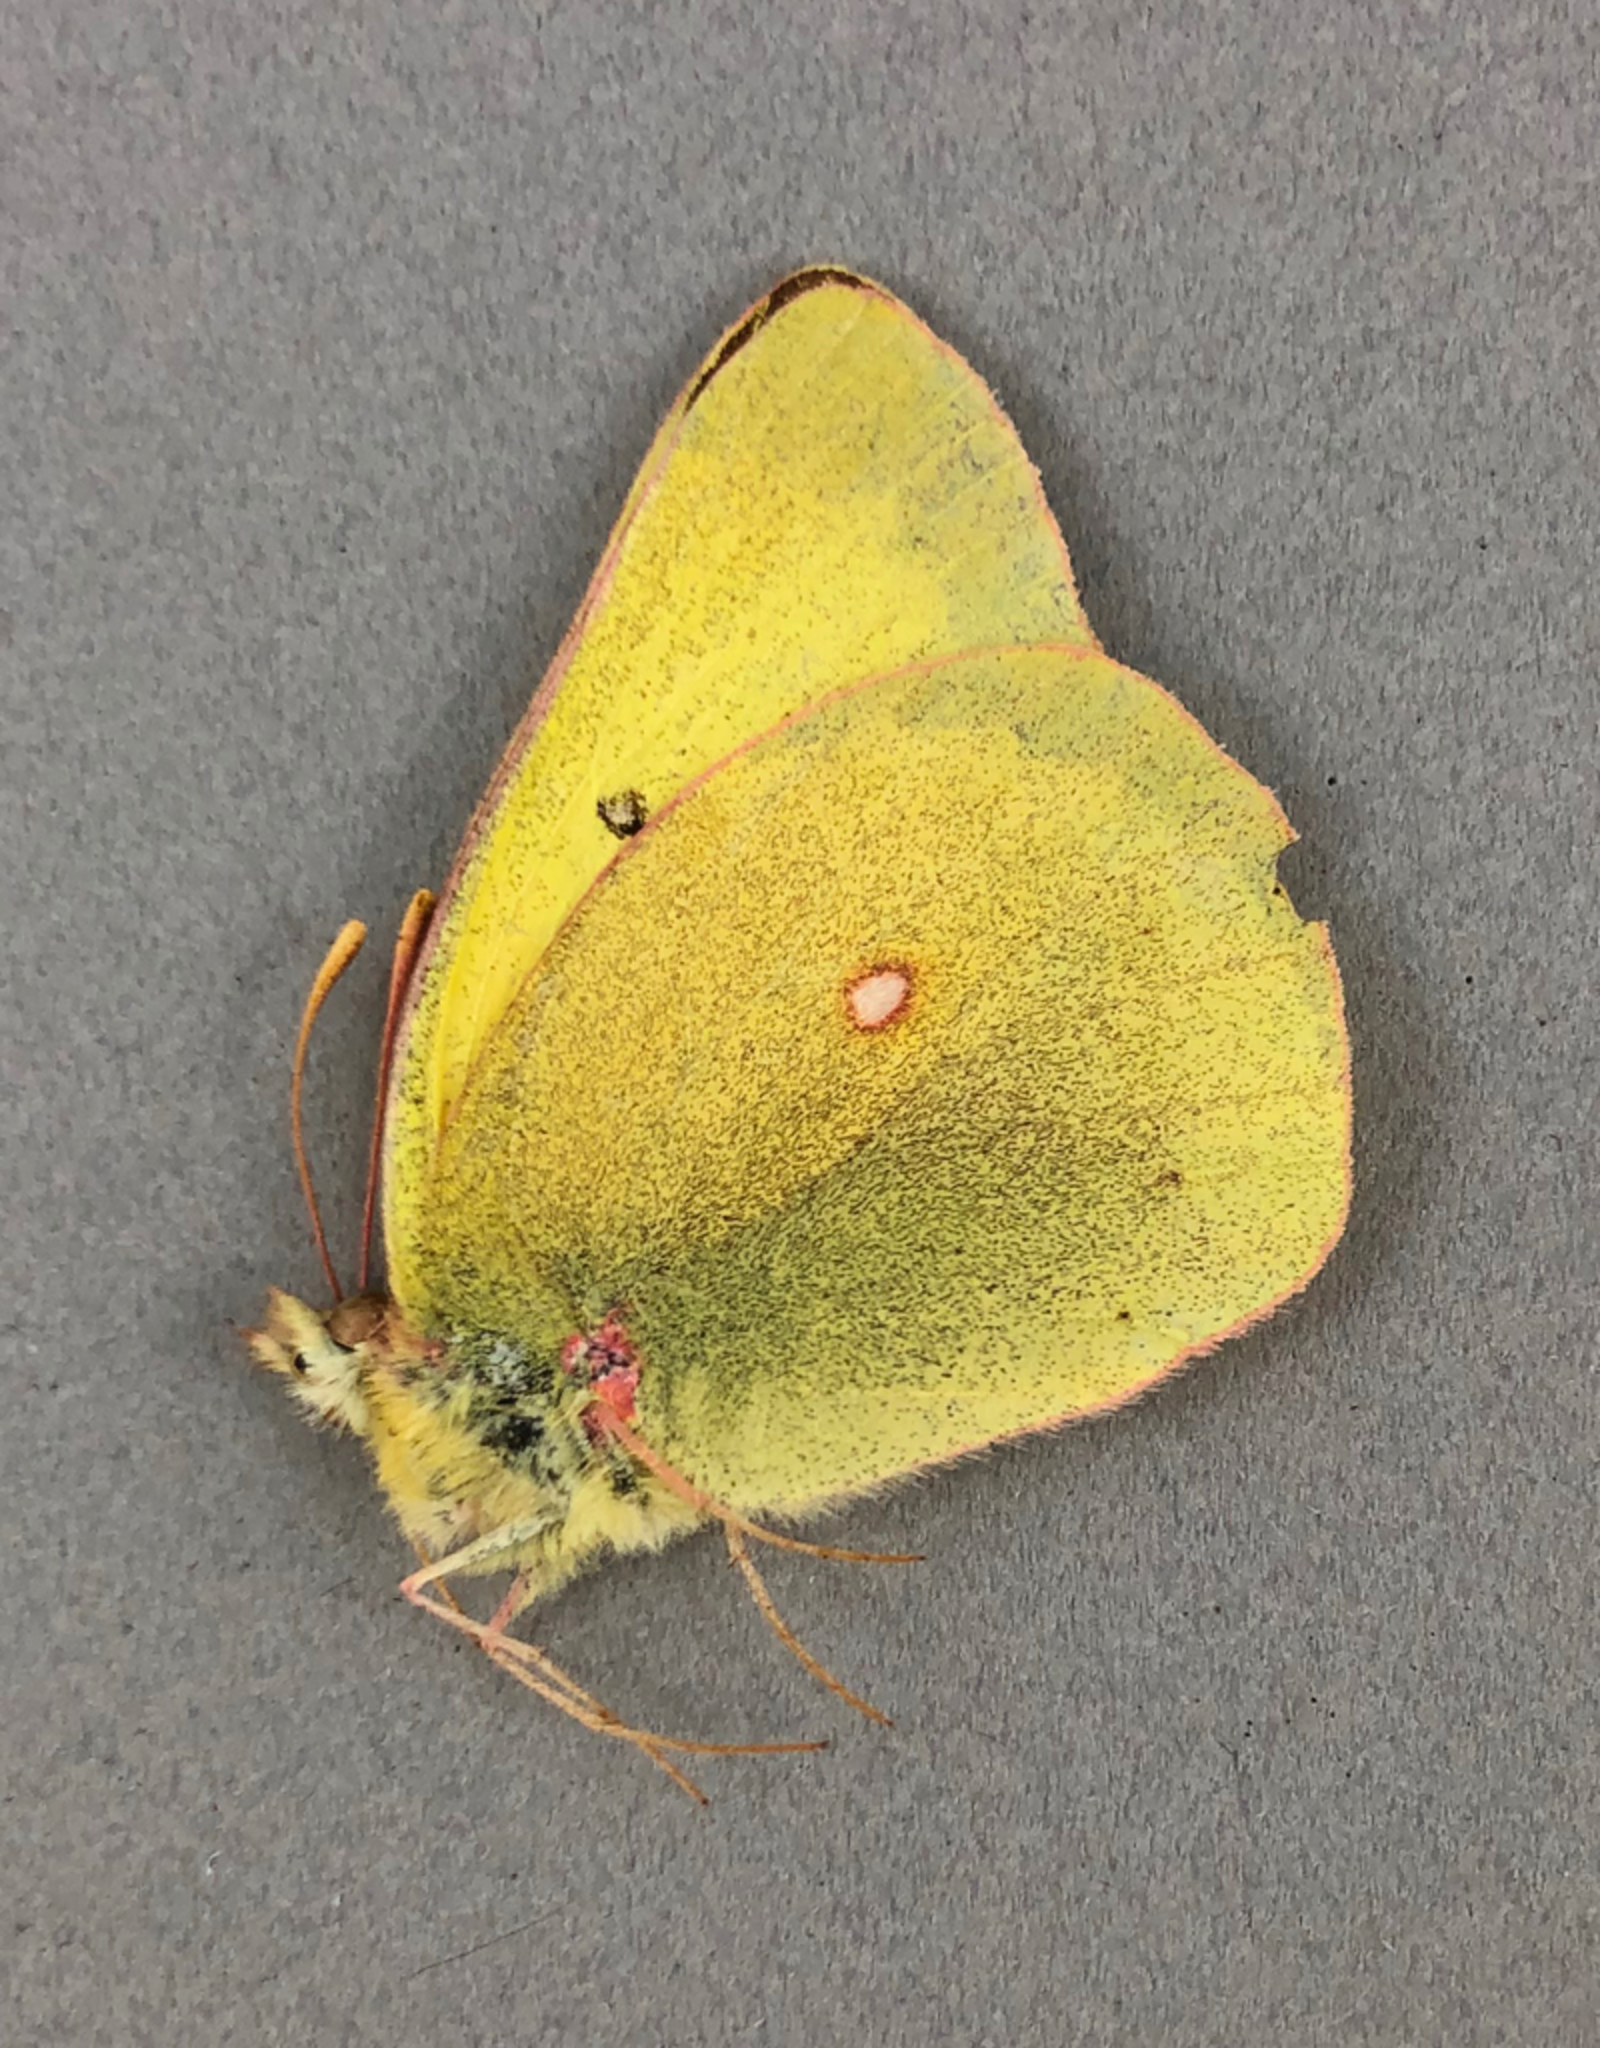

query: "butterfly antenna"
xmin=290 ymin=919 xmax=368 ymax=1301
xmin=357 ymin=890 xmax=436 ymax=1294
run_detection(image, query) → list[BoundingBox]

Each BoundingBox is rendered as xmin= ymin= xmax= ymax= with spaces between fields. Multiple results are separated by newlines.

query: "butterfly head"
xmin=243 ymin=1287 xmax=395 ymax=1437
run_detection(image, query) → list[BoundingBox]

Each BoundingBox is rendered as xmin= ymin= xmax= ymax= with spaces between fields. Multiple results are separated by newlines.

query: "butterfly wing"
xmin=384 ymin=270 xmax=1096 ymax=1310
xmin=404 ymin=646 xmax=1351 ymax=1514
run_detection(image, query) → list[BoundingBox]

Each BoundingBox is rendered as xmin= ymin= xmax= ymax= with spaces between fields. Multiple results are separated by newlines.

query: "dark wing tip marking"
xmin=682 ymin=267 xmax=874 ymax=414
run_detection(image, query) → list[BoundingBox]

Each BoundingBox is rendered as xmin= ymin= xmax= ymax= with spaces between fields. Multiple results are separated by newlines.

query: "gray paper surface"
xmin=6 ymin=4 xmax=1595 ymax=2042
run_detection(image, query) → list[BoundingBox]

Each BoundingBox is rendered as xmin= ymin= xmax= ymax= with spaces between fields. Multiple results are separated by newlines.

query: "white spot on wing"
xmin=846 ymin=965 xmax=913 ymax=1031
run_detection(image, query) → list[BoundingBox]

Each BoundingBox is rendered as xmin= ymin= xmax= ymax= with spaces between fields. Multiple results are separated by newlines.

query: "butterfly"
xmin=246 ymin=267 xmax=1352 ymax=1799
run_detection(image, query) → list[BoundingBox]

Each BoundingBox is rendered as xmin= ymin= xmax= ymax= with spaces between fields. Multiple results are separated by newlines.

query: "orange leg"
xmin=398 ymin=1563 xmax=827 ymax=1805
xmin=595 ymin=1410 xmax=925 ymax=1566
xmin=405 ymin=1542 xmax=648 ymax=1754
xmin=588 ymin=1407 xmax=913 ymax=1724
xmin=725 ymin=1525 xmax=892 ymax=1727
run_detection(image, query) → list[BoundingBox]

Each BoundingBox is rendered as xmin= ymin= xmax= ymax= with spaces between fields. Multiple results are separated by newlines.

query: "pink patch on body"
xmin=560 ymin=1312 xmax=641 ymax=1431
xmin=591 ymin=1359 xmax=639 ymax=1420
xmin=846 ymin=963 xmax=913 ymax=1032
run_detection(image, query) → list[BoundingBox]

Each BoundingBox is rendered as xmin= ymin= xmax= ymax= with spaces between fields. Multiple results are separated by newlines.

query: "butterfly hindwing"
xmin=404 ymin=646 xmax=1350 ymax=1513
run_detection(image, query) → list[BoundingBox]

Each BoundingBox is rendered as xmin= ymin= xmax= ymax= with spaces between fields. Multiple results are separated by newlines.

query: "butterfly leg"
xmin=588 ymin=1407 xmax=906 ymax=1724
xmin=409 ymin=1537 xmax=465 ymax=1616
xmin=596 ymin=1409 xmax=924 ymax=1564
xmin=399 ymin=1535 xmax=826 ymax=1803
xmin=724 ymin=1524 xmax=892 ymax=1726
xmin=404 ymin=1541 xmax=610 ymax=1724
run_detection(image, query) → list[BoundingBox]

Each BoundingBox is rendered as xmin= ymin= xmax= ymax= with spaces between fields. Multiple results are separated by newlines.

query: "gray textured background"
xmin=6 ymin=4 xmax=1596 ymax=2043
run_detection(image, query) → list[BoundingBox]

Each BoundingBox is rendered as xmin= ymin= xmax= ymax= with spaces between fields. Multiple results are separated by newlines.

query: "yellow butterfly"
xmin=247 ymin=267 xmax=1351 ymax=1799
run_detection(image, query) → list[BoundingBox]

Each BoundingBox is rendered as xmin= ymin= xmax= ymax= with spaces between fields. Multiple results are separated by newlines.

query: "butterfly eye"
xmin=327 ymin=1297 xmax=382 ymax=1348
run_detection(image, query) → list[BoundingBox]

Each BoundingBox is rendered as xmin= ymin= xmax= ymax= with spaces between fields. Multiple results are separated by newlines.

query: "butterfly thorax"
xmin=245 ymin=1288 xmax=700 ymax=1590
